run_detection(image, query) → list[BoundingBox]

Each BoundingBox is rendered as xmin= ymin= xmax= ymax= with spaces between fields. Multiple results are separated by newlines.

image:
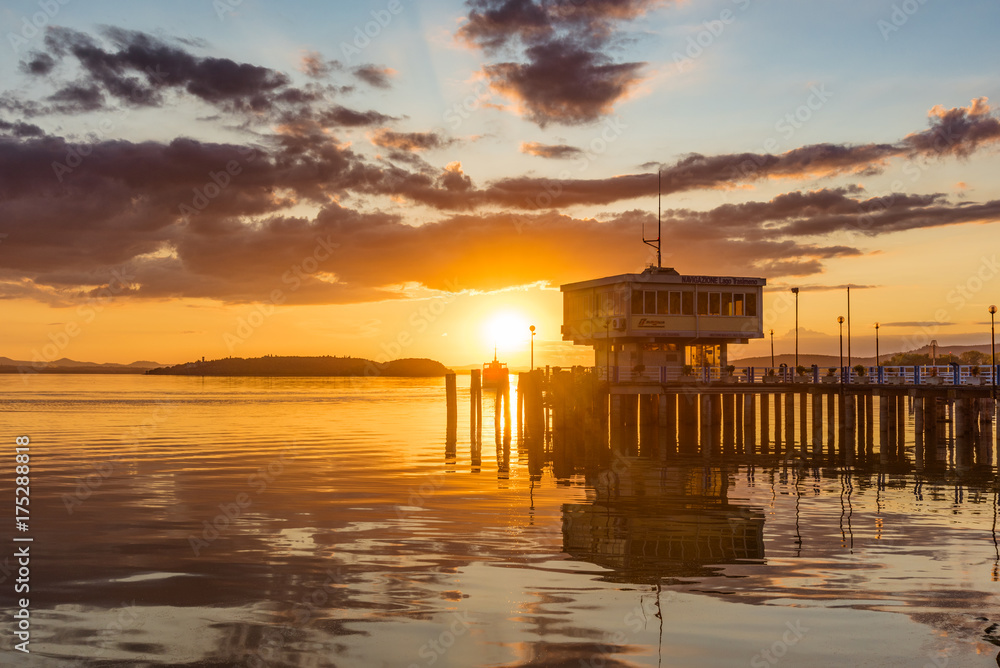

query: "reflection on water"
xmin=1 ymin=375 xmax=1000 ymax=666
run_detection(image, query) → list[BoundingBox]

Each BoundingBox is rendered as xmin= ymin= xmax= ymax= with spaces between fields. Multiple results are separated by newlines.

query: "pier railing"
xmin=598 ymin=364 xmax=1000 ymax=386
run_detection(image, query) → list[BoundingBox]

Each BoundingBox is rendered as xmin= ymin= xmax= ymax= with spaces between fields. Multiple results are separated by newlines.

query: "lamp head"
xmin=529 ymin=325 xmax=536 ymax=333
xmin=990 ymin=305 xmax=997 ymax=315
xmin=837 ymin=316 xmax=845 ymax=324
xmin=791 ymin=287 xmax=799 ymax=294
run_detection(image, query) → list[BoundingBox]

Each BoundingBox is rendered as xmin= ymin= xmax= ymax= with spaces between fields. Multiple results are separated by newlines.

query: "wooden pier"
xmin=445 ymin=367 xmax=998 ymax=469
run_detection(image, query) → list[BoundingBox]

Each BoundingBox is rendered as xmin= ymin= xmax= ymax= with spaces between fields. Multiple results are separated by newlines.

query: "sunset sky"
xmin=2 ymin=0 xmax=999 ymax=367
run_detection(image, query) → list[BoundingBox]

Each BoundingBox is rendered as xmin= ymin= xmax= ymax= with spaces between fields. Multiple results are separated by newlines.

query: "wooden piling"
xmin=722 ymin=393 xmax=735 ymax=451
xmin=811 ymin=392 xmax=823 ymax=450
xmin=784 ymin=392 xmax=795 ymax=448
xmin=826 ymin=392 xmax=836 ymax=452
xmin=773 ymin=392 xmax=782 ymax=450
xmin=760 ymin=393 xmax=770 ymax=452
xmin=744 ymin=393 xmax=756 ymax=454
xmin=799 ymin=392 xmax=808 ymax=447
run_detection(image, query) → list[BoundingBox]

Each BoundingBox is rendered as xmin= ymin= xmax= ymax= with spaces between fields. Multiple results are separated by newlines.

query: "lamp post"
xmin=874 ymin=321 xmax=880 ymax=375
xmin=990 ymin=305 xmax=997 ymax=399
xmin=791 ymin=287 xmax=800 ymax=368
xmin=846 ymin=286 xmax=852 ymax=368
xmin=769 ymin=328 xmax=775 ymax=368
xmin=838 ymin=316 xmax=845 ymax=384
xmin=529 ymin=325 xmax=536 ymax=371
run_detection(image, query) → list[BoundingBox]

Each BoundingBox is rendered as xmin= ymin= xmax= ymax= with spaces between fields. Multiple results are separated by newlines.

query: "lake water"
xmin=2 ymin=375 xmax=1000 ymax=667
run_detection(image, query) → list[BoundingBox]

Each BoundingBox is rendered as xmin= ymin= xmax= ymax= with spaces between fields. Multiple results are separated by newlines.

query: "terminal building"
xmin=561 ymin=266 xmax=767 ymax=383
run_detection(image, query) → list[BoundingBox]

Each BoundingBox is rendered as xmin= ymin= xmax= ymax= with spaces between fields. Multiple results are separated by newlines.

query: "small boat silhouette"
xmin=482 ymin=347 xmax=508 ymax=388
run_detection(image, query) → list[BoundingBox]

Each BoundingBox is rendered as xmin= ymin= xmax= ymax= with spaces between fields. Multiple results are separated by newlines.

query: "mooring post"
xmin=700 ymin=393 xmax=712 ymax=455
xmin=799 ymin=392 xmax=808 ymax=446
xmin=895 ymin=392 xmax=905 ymax=452
xmin=760 ymin=393 xmax=770 ymax=452
xmin=785 ymin=392 xmax=795 ymax=449
xmin=773 ymin=391 xmax=783 ymax=450
xmin=735 ymin=392 xmax=745 ymax=453
xmin=679 ymin=391 xmax=699 ymax=452
xmin=446 ymin=372 xmax=457 ymax=430
xmin=722 ymin=393 xmax=735 ymax=451
xmin=472 ymin=369 xmax=482 ymax=442
xmin=811 ymin=391 xmax=823 ymax=453
xmin=826 ymin=391 xmax=836 ymax=453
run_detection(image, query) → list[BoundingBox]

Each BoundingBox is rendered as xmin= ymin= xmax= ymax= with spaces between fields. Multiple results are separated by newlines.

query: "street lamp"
xmin=529 ymin=325 xmax=536 ymax=371
xmin=791 ymin=287 xmax=800 ymax=368
xmin=769 ymin=328 xmax=775 ymax=368
xmin=846 ymin=286 xmax=852 ymax=368
xmin=874 ymin=322 xmax=880 ymax=375
xmin=990 ymin=305 xmax=997 ymax=399
xmin=838 ymin=316 xmax=845 ymax=384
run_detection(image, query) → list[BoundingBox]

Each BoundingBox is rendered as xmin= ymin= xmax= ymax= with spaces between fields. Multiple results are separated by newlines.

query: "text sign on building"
xmin=680 ymin=276 xmax=764 ymax=286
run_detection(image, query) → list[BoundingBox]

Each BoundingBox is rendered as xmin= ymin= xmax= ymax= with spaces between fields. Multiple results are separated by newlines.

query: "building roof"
xmin=560 ymin=266 xmax=767 ymax=291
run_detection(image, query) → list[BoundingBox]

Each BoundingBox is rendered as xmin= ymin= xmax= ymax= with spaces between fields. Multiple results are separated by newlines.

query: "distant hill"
xmin=145 ymin=356 xmax=450 ymax=377
xmin=0 ymin=357 xmax=163 ymax=374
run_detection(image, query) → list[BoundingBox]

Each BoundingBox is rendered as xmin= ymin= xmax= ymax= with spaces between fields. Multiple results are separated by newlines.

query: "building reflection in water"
xmin=562 ymin=456 xmax=765 ymax=582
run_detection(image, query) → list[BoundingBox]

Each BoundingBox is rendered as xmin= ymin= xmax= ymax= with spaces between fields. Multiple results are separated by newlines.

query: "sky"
xmin=1 ymin=0 xmax=999 ymax=368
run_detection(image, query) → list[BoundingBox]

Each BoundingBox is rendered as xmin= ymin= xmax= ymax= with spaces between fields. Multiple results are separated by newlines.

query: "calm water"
xmin=2 ymin=375 xmax=1000 ymax=667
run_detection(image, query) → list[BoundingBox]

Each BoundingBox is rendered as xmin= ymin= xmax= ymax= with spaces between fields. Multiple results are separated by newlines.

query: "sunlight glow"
xmin=483 ymin=312 xmax=530 ymax=355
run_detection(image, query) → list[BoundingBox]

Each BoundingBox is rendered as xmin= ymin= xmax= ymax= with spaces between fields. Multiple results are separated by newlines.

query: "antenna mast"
xmin=642 ymin=170 xmax=662 ymax=268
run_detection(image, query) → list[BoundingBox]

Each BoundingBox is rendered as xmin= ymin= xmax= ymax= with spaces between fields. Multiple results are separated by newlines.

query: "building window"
xmin=657 ymin=290 xmax=670 ymax=315
xmin=709 ymin=292 xmax=721 ymax=316
xmin=668 ymin=291 xmax=681 ymax=315
xmin=631 ymin=289 xmax=643 ymax=315
xmin=644 ymin=290 xmax=656 ymax=315
xmin=746 ymin=293 xmax=758 ymax=316
xmin=682 ymin=292 xmax=694 ymax=315
xmin=697 ymin=292 xmax=709 ymax=315
xmin=722 ymin=293 xmax=732 ymax=316
xmin=734 ymin=293 xmax=744 ymax=316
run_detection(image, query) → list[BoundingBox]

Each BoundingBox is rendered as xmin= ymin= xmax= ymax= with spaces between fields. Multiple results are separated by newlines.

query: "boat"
xmin=482 ymin=348 xmax=509 ymax=388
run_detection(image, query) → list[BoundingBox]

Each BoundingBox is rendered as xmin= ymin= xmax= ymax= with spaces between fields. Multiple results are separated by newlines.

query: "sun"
xmin=484 ymin=312 xmax=531 ymax=355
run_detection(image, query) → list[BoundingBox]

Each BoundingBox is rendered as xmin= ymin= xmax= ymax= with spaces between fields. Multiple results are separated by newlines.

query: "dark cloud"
xmin=317 ymin=105 xmax=397 ymax=127
xmin=485 ymin=40 xmax=644 ymax=126
xmin=902 ymin=97 xmax=1000 ymax=158
xmin=352 ymin=65 xmax=395 ymax=89
xmin=880 ymin=321 xmax=957 ymax=327
xmin=20 ymin=52 xmax=56 ymax=75
xmin=0 ymin=120 xmax=44 ymax=138
xmin=48 ymin=84 xmax=105 ymax=113
xmin=371 ymin=129 xmax=457 ymax=152
xmin=459 ymin=0 xmax=667 ymax=126
xmin=520 ymin=141 xmax=584 ymax=159
xmin=300 ymin=51 xmax=341 ymax=78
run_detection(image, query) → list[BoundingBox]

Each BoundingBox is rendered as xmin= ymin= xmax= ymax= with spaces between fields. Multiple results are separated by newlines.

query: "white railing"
xmin=597 ymin=364 xmax=999 ymax=386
